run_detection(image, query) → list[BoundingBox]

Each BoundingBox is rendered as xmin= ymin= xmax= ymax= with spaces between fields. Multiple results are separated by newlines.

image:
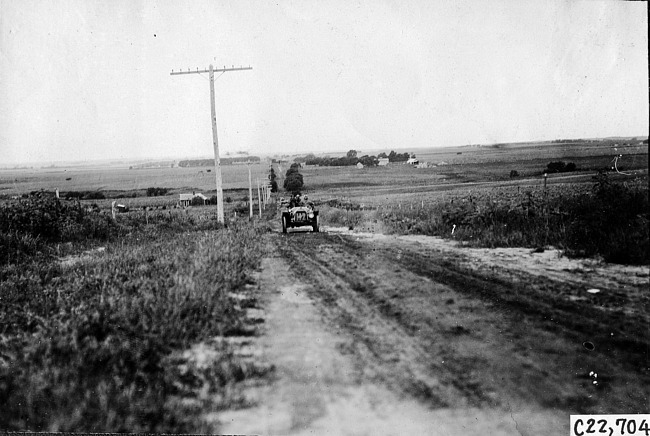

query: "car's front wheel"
xmin=282 ymin=215 xmax=288 ymax=233
xmin=312 ymin=215 xmax=319 ymax=232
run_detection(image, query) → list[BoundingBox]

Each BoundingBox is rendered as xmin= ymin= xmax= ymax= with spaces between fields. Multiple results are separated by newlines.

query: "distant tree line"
xmin=299 ymin=150 xmax=413 ymax=167
xmin=552 ymin=139 xmax=585 ymax=143
xmin=178 ymin=156 xmax=260 ymax=167
xmin=379 ymin=151 xmax=412 ymax=162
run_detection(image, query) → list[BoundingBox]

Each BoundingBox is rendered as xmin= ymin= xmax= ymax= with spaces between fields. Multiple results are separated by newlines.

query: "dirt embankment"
xmin=213 ymin=227 xmax=648 ymax=435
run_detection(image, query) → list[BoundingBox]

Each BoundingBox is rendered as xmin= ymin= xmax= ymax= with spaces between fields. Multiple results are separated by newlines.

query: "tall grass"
xmin=373 ymin=175 xmax=648 ymax=264
xmin=0 ymin=198 xmax=271 ymax=431
xmin=0 ymin=197 xmax=116 ymax=264
xmin=318 ymin=206 xmax=367 ymax=229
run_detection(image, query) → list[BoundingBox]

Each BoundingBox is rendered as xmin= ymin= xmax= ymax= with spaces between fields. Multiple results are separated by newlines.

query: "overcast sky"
xmin=1 ymin=0 xmax=648 ymax=164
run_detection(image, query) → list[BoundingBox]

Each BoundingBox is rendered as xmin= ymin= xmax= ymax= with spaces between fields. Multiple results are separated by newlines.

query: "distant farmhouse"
xmin=378 ymin=158 xmax=389 ymax=166
xmin=406 ymin=157 xmax=419 ymax=165
xmin=179 ymin=192 xmax=208 ymax=207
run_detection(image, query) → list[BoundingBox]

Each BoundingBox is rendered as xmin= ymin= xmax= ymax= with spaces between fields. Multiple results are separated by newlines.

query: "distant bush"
xmin=509 ymin=170 xmax=519 ymax=178
xmin=546 ymin=161 xmax=577 ymax=174
xmin=190 ymin=196 xmax=206 ymax=206
xmin=84 ymin=191 xmax=106 ymax=200
xmin=63 ymin=190 xmax=106 ymax=200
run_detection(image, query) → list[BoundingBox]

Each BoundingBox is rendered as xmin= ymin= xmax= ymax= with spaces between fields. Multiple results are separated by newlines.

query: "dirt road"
xmin=215 ymin=226 xmax=648 ymax=435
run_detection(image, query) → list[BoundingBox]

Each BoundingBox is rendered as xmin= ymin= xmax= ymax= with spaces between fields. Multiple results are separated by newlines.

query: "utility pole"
xmin=247 ymin=161 xmax=253 ymax=219
xmin=170 ymin=64 xmax=252 ymax=224
xmin=257 ymin=178 xmax=262 ymax=218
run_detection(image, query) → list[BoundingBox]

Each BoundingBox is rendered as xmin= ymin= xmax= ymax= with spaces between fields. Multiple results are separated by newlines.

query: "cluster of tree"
xmin=377 ymin=151 xmax=413 ymax=162
xmin=284 ymin=163 xmax=304 ymax=193
xmin=269 ymin=167 xmax=278 ymax=192
xmin=146 ymin=187 xmax=169 ymax=197
xmin=545 ymin=161 xmax=577 ymax=174
xmin=178 ymin=156 xmax=260 ymax=167
xmin=302 ymin=150 xmax=357 ymax=166
xmin=296 ymin=149 xmax=414 ymax=167
xmin=305 ymin=155 xmax=378 ymax=167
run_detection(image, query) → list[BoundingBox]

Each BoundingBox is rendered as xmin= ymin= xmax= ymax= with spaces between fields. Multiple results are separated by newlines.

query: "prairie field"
xmin=1 ymin=138 xmax=648 ymax=432
xmin=0 ymin=162 xmax=270 ymax=196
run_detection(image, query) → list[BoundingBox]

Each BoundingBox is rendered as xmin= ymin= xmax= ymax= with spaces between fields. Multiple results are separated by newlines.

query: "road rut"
xmin=212 ymin=234 xmax=599 ymax=434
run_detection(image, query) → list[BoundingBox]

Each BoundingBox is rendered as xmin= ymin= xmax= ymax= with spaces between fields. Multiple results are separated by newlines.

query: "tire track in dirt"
xmin=213 ymin=254 xmax=528 ymax=435
xmin=213 ymin=240 xmax=558 ymax=435
xmin=212 ymin=226 xmax=646 ymax=434
xmin=309 ymin=229 xmax=648 ymax=414
xmin=281 ymin=234 xmax=561 ymax=409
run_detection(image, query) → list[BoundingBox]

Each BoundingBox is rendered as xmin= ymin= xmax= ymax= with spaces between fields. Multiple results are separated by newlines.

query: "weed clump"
xmin=565 ymin=172 xmax=649 ymax=263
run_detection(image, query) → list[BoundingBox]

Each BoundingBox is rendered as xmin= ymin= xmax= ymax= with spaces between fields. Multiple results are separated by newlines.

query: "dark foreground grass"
xmin=0 ymin=198 xmax=271 ymax=431
xmin=377 ymin=174 xmax=648 ymax=265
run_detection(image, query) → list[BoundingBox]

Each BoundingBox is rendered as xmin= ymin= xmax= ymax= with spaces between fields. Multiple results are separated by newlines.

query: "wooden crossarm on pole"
xmin=170 ymin=66 xmax=252 ymax=76
xmin=170 ymin=63 xmax=252 ymax=224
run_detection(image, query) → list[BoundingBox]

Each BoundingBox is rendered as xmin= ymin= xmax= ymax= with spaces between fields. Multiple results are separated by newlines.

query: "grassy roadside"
xmin=0 ymin=197 xmax=272 ymax=431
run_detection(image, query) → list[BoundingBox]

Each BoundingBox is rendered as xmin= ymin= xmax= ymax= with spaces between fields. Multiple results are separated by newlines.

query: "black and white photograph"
xmin=0 ymin=0 xmax=648 ymax=434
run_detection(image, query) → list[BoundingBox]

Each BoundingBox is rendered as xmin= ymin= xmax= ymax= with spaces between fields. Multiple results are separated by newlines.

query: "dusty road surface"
xmin=215 ymin=226 xmax=648 ymax=435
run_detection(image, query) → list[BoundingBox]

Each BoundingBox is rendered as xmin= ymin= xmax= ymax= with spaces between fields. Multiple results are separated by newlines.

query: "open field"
xmin=298 ymin=140 xmax=648 ymax=205
xmin=1 ymin=139 xmax=648 ymax=433
xmin=0 ymin=162 xmax=271 ymax=196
